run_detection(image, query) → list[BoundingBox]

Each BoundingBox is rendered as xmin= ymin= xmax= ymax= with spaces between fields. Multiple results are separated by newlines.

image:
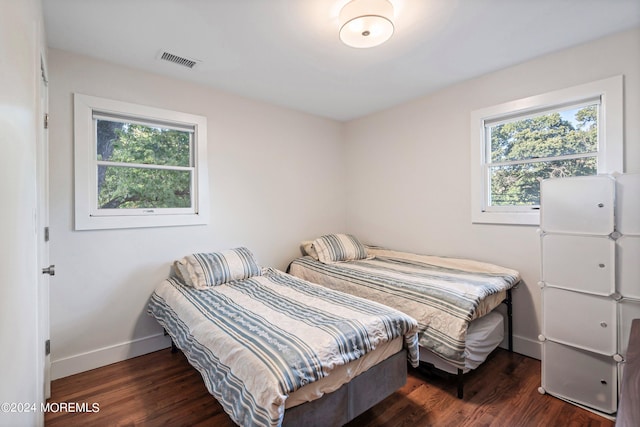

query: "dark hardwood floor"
xmin=45 ymin=348 xmax=614 ymax=426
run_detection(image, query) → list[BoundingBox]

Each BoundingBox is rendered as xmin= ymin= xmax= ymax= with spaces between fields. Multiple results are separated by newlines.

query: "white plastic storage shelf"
xmin=538 ymin=173 xmax=640 ymax=418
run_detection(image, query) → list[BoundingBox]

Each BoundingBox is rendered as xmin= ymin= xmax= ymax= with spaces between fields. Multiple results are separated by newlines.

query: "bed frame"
xmin=167 ymin=334 xmax=406 ymax=426
xmin=450 ymin=288 xmax=513 ymax=399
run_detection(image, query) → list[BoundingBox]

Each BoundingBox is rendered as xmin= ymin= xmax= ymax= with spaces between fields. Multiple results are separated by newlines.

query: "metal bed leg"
xmin=164 ymin=328 xmax=179 ymax=353
xmin=457 ymin=369 xmax=464 ymax=399
xmin=506 ymin=289 xmax=513 ymax=352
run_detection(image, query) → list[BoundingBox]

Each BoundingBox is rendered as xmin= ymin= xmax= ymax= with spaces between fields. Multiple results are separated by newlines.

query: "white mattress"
xmin=286 ymin=337 xmax=403 ymax=409
xmin=418 ymin=311 xmax=504 ymax=374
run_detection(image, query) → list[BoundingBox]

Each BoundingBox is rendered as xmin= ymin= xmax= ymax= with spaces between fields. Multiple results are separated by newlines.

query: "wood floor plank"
xmin=45 ymin=348 xmax=614 ymax=426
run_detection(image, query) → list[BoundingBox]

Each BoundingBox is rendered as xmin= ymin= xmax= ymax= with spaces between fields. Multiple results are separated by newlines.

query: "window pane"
xmin=490 ymin=105 xmax=598 ymax=163
xmin=490 ymin=157 xmax=597 ymax=206
xmin=98 ymin=166 xmax=192 ymax=209
xmin=97 ymin=120 xmax=191 ymax=167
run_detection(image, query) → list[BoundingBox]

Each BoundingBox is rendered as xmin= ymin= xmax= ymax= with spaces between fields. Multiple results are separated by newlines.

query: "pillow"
xmin=173 ymin=247 xmax=261 ymax=289
xmin=300 ymin=240 xmax=319 ymax=260
xmin=312 ymin=234 xmax=371 ymax=264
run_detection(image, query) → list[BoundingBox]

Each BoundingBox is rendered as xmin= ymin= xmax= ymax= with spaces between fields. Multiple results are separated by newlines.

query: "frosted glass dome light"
xmin=339 ymin=0 xmax=394 ymax=48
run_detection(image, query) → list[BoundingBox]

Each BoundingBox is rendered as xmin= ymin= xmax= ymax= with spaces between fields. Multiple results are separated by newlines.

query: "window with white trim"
xmin=470 ymin=76 xmax=623 ymax=225
xmin=74 ymin=94 xmax=209 ymax=230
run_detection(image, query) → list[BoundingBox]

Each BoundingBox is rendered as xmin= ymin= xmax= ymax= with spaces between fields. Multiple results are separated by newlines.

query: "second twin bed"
xmin=288 ymin=234 xmax=521 ymax=397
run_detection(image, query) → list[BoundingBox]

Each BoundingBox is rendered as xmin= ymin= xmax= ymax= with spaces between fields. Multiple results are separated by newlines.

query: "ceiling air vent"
xmin=158 ymin=51 xmax=200 ymax=69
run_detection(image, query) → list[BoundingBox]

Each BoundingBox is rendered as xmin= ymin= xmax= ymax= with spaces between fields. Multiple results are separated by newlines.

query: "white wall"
xmin=0 ymin=0 xmax=47 ymax=425
xmin=344 ymin=28 xmax=640 ymax=359
xmin=48 ymin=28 xmax=639 ymax=379
xmin=47 ymin=49 xmax=347 ymax=379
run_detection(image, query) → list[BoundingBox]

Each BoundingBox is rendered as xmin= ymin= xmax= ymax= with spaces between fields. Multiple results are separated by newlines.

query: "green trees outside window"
xmin=96 ymin=120 xmax=193 ymax=209
xmin=488 ymin=105 xmax=598 ymax=206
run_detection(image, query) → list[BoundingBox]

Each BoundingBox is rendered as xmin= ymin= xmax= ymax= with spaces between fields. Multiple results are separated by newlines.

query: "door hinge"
xmin=45 ymin=339 xmax=50 ymax=356
xmin=44 ymin=226 xmax=50 ymax=242
xmin=44 ymin=113 xmax=49 ymax=129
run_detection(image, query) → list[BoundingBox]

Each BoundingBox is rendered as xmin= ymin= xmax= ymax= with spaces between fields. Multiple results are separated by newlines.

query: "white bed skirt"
xmin=418 ymin=311 xmax=504 ymax=374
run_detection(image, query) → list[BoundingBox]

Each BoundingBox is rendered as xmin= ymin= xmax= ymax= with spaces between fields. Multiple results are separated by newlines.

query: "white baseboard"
xmin=499 ymin=334 xmax=542 ymax=360
xmin=515 ymin=334 xmax=542 ymax=359
xmin=50 ymin=332 xmax=542 ymax=381
xmin=501 ymin=334 xmax=542 ymax=360
xmin=51 ymin=333 xmax=171 ymax=380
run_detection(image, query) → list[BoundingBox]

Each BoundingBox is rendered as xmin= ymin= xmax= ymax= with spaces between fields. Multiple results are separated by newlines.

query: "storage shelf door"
xmin=540 ymin=176 xmax=614 ymax=235
xmin=541 ymin=234 xmax=615 ymax=296
xmin=619 ymin=299 xmax=640 ymax=358
xmin=541 ymin=341 xmax=617 ymax=414
xmin=616 ymin=173 xmax=640 ymax=235
xmin=617 ymin=236 xmax=640 ymax=300
xmin=542 ymin=287 xmax=617 ymax=355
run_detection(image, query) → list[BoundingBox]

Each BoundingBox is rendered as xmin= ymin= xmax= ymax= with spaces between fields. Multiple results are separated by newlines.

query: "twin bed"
xmin=148 ymin=247 xmax=419 ymax=427
xmin=288 ymin=235 xmax=521 ymax=398
xmin=148 ymin=236 xmax=520 ymax=426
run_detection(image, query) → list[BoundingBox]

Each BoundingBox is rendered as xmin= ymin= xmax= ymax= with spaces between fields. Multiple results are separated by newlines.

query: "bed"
xmin=287 ymin=234 xmax=521 ymax=398
xmin=148 ymin=247 xmax=419 ymax=427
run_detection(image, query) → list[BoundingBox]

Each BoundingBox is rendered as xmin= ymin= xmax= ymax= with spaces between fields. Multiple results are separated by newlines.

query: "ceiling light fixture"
xmin=339 ymin=0 xmax=394 ymax=48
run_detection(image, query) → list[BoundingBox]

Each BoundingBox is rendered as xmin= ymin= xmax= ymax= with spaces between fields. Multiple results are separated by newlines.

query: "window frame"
xmin=74 ymin=93 xmax=209 ymax=230
xmin=470 ymin=76 xmax=623 ymax=225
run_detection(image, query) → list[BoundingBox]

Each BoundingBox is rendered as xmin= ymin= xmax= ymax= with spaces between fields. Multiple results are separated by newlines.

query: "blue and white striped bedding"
xmin=148 ymin=268 xmax=419 ymax=427
xmin=288 ymin=247 xmax=520 ymax=369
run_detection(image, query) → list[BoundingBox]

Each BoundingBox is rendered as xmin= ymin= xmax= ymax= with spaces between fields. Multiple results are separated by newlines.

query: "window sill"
xmin=471 ymin=210 xmax=540 ymax=226
xmin=75 ymin=211 xmax=209 ymax=231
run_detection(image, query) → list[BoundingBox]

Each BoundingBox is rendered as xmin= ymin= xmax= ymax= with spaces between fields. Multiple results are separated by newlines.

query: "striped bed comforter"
xmin=148 ymin=268 xmax=419 ymax=427
xmin=288 ymin=247 xmax=520 ymax=369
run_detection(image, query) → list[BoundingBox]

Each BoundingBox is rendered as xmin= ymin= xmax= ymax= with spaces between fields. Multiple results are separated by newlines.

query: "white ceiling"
xmin=43 ymin=0 xmax=640 ymax=121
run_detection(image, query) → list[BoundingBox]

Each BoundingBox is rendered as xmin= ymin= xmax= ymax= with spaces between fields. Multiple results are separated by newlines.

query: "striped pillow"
xmin=174 ymin=247 xmax=261 ymax=289
xmin=312 ymin=234 xmax=371 ymax=264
